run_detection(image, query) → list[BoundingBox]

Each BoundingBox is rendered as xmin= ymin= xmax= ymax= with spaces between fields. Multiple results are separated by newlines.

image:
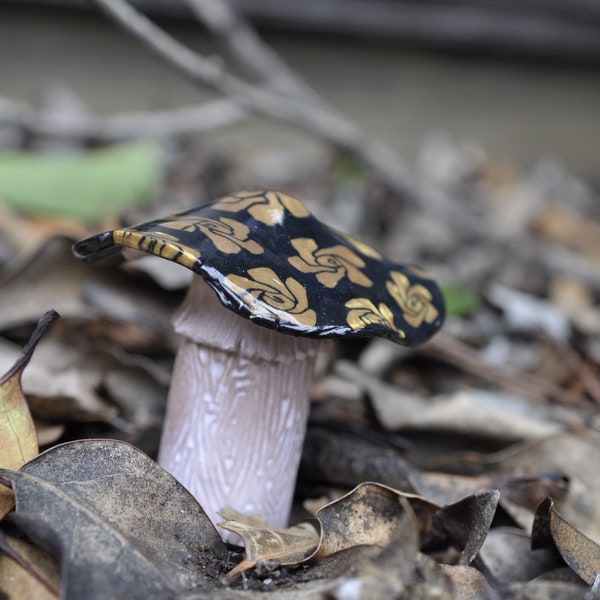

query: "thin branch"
xmin=90 ymin=0 xmax=430 ymax=206
xmin=0 ymin=96 xmax=247 ymax=140
xmin=553 ymin=340 xmax=600 ymax=406
xmin=423 ymin=332 xmax=593 ymax=434
xmin=424 ymin=332 xmax=588 ymax=408
xmin=185 ymin=0 xmax=326 ymax=105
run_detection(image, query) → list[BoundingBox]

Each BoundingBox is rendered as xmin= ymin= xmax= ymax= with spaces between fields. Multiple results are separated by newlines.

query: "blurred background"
xmin=2 ymin=0 xmax=600 ymax=177
xmin=1 ymin=0 xmax=600 ymax=459
xmin=2 ymin=7 xmax=600 ymax=594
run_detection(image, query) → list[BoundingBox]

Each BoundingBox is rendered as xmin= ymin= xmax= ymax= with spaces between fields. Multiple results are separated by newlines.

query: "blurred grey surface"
xmin=1 ymin=1 xmax=599 ymax=178
xmin=8 ymin=0 xmax=600 ymax=62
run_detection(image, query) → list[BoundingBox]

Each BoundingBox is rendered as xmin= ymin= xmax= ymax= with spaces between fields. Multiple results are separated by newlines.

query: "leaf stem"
xmin=0 ymin=310 xmax=60 ymax=385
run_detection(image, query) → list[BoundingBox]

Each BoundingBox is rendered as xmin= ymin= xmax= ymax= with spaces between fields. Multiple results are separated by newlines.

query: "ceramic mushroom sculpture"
xmin=73 ymin=190 xmax=445 ymax=542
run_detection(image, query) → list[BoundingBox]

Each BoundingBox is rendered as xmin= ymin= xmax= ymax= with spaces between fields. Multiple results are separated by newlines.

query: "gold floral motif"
xmin=159 ymin=215 xmax=263 ymax=255
xmin=340 ymin=232 xmax=382 ymax=259
xmin=113 ymin=229 xmax=201 ymax=270
xmin=406 ymin=264 xmax=434 ymax=279
xmin=386 ymin=271 xmax=439 ymax=328
xmin=212 ymin=190 xmax=310 ymax=226
xmin=224 ymin=267 xmax=317 ymax=327
xmin=288 ymin=238 xmax=373 ymax=288
xmin=345 ymin=298 xmax=405 ymax=338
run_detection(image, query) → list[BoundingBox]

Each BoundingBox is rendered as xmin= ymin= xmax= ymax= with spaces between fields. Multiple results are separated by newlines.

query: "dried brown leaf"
xmin=433 ymin=489 xmax=500 ymax=565
xmin=419 ymin=469 xmax=567 ymax=535
xmin=0 ymin=236 xmax=178 ymax=351
xmin=0 ymin=439 xmax=228 ymax=599
xmin=532 ymin=497 xmax=600 ymax=585
xmin=480 ymin=527 xmax=561 ymax=586
xmin=222 ymin=483 xmax=441 ymax=586
xmin=497 ymin=434 xmax=600 ymax=541
xmin=289 ymin=496 xmax=424 ymax=598
xmin=335 ymin=496 xmax=420 ymax=597
xmin=532 ymin=204 xmax=600 ymax=262
xmin=311 ymin=482 xmax=438 ymax=561
xmin=219 ymin=510 xmax=319 ymax=581
xmin=0 ymin=311 xmax=58 ymax=519
xmin=0 ymin=529 xmax=59 ymax=599
xmin=437 ymin=564 xmax=492 ymax=599
xmin=300 ymin=424 xmax=419 ymax=493
xmin=398 ymin=389 xmax=562 ymax=441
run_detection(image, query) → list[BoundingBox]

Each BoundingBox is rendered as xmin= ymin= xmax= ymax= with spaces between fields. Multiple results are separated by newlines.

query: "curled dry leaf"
xmin=422 ymin=433 xmax=600 ymax=545
xmin=532 ymin=497 xmax=600 ymax=586
xmin=223 ymin=481 xmax=502 ymax=589
xmin=219 ymin=509 xmax=319 ymax=581
xmin=432 ymin=489 xmax=500 ymax=565
xmin=310 ymin=482 xmax=439 ymax=562
xmin=324 ymin=497 xmax=420 ymax=598
xmin=0 ymin=310 xmax=59 ymax=520
xmin=222 ymin=483 xmax=440 ymax=582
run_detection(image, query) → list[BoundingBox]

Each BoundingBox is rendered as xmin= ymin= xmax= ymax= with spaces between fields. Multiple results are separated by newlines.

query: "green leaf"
xmin=0 ymin=142 xmax=161 ymax=222
xmin=441 ymin=283 xmax=480 ymax=317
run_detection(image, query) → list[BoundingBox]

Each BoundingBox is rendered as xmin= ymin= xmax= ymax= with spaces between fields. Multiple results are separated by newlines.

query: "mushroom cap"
xmin=73 ymin=190 xmax=444 ymax=345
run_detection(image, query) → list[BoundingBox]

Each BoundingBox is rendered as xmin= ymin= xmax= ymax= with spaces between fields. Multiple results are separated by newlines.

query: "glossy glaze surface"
xmin=73 ymin=190 xmax=445 ymax=345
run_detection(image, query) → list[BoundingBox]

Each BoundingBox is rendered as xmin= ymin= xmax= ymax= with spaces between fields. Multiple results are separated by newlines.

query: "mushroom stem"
xmin=158 ymin=276 xmax=321 ymax=543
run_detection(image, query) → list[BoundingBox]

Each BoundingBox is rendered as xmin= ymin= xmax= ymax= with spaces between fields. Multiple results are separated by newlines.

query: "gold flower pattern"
xmin=288 ymin=238 xmax=373 ymax=288
xmin=74 ymin=191 xmax=444 ymax=344
xmin=224 ymin=267 xmax=317 ymax=327
xmin=386 ymin=271 xmax=440 ymax=328
xmin=212 ymin=190 xmax=310 ymax=226
xmin=406 ymin=264 xmax=434 ymax=279
xmin=160 ymin=215 xmax=263 ymax=255
xmin=340 ymin=232 xmax=382 ymax=259
xmin=113 ymin=229 xmax=201 ymax=270
xmin=345 ymin=298 xmax=405 ymax=339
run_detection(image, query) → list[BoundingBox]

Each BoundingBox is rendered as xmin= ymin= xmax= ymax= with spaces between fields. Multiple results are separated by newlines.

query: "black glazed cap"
xmin=73 ymin=190 xmax=445 ymax=345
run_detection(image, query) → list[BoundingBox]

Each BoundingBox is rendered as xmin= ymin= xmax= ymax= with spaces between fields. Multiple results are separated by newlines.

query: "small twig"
xmin=553 ymin=340 xmax=600 ymax=406
xmin=91 ymin=0 xmax=352 ymax=131
xmin=0 ymin=96 xmax=247 ymax=140
xmin=185 ymin=0 xmax=326 ymax=105
xmin=1 ymin=310 xmax=60 ymax=384
xmin=424 ymin=333 xmax=592 ymax=435
xmin=424 ymin=332 xmax=589 ymax=409
xmin=90 ymin=0 xmax=456 ymax=215
xmin=0 ymin=0 xmax=481 ymax=231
